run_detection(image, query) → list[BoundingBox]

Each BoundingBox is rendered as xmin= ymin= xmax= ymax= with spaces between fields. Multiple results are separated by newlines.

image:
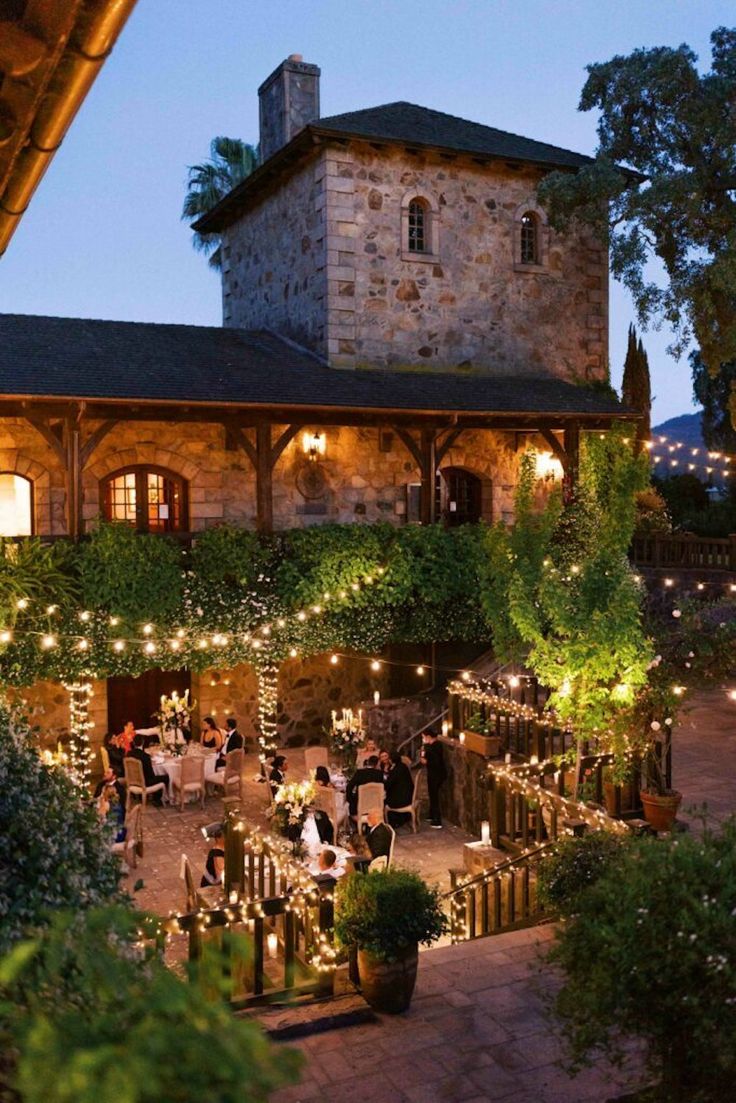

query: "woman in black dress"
xmin=384 ymin=750 xmax=414 ymax=829
xmin=200 ymin=824 xmax=225 ymax=888
xmin=269 ymin=754 xmax=287 ymax=798
xmin=200 ymin=716 xmax=223 ymax=752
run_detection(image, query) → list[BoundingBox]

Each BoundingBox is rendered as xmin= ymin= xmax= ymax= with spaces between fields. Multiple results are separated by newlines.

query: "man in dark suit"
xmin=365 ymin=809 xmax=392 ymax=862
xmin=421 ymin=727 xmax=447 ymax=828
xmin=384 ymin=751 xmax=414 ymax=828
xmin=218 ymin=717 xmax=244 ymax=766
xmin=346 ymin=755 xmax=384 ymax=819
xmin=125 ymin=734 xmax=169 ymax=804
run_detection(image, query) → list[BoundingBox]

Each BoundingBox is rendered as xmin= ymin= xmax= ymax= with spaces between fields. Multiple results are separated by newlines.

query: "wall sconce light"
xmin=533 ymin=450 xmax=563 ymax=483
xmin=302 ymin=431 xmax=326 ymax=462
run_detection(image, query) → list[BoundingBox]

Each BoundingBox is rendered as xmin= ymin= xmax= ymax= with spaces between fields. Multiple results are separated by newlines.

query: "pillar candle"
xmin=267 ymin=932 xmax=278 ymax=959
xmin=481 ymin=820 xmax=491 ymax=845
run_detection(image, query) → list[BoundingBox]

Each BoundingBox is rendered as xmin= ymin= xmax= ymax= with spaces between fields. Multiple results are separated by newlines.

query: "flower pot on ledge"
xmin=462 ymin=730 xmax=502 ymax=757
xmin=640 ymin=790 xmax=682 ymax=833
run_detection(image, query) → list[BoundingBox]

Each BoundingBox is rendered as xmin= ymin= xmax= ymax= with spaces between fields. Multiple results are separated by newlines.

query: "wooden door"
xmin=107 ymin=668 xmax=191 ymax=736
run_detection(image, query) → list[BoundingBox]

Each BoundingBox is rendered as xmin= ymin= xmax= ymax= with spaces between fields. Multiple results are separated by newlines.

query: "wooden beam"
xmin=420 ymin=429 xmax=437 ymax=526
xmin=222 ymin=421 xmax=256 ymax=466
xmin=537 ymin=428 xmax=569 ymax=471
xmin=271 ymin=425 xmax=299 ymax=467
xmin=563 ymin=423 xmax=581 ymax=493
xmin=80 ymin=419 xmax=118 ymax=467
xmin=62 ymin=417 xmax=82 ymax=537
xmin=436 ymin=427 xmax=464 ymax=465
xmin=255 ymin=423 xmax=273 ymax=533
xmin=24 ymin=416 xmax=66 ymax=466
xmin=392 ymin=426 xmax=424 ymax=469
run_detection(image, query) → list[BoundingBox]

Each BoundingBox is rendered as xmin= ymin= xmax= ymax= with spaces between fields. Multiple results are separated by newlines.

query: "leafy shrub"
xmin=78 ymin=521 xmax=182 ymax=622
xmin=547 ymin=821 xmax=736 ymax=1101
xmin=634 ymin=487 xmax=670 ymax=534
xmin=0 ymin=906 xmax=300 ymax=1103
xmin=335 ymin=869 xmax=447 ymax=960
xmin=537 ymin=831 xmax=627 ymax=914
xmin=0 ymin=704 xmax=121 ymax=953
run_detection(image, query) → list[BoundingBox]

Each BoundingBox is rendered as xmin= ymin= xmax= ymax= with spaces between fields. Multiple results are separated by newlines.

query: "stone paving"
xmin=130 ymin=688 xmax=736 ymax=1103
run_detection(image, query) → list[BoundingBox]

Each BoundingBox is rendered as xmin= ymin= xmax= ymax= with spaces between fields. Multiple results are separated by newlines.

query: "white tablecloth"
xmin=150 ymin=751 xmax=220 ymax=787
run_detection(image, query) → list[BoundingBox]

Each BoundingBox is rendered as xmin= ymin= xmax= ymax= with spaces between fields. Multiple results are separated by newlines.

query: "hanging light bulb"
xmin=77 ymin=638 xmax=89 ymax=651
xmin=113 ymin=640 xmax=125 ymax=652
xmin=16 ymin=598 xmax=28 ymax=610
xmin=142 ymin=623 xmax=153 ymax=635
xmin=110 ymin=616 xmax=120 ymax=627
xmin=0 ymin=630 xmax=12 ymax=644
xmin=370 ymin=659 xmax=381 ymax=672
xmin=144 ymin=641 xmax=156 ymax=654
xmin=41 ymin=634 xmax=57 ymax=649
xmin=289 ymin=648 xmax=298 ymax=658
xmin=46 ymin=604 xmax=58 ymax=615
xmin=79 ymin=611 xmax=91 ymax=622
xmin=416 ymin=665 xmax=425 ymax=676
xmin=330 ymin=654 xmax=339 ymax=665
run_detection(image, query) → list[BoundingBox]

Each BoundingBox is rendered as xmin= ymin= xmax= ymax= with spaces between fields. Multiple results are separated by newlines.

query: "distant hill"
xmin=651 ymin=410 xmax=704 ymax=450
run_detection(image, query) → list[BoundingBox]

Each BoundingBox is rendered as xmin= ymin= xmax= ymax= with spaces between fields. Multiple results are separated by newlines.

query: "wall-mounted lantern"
xmin=534 ymin=450 xmax=563 ymax=483
xmin=302 ymin=431 xmax=326 ymax=462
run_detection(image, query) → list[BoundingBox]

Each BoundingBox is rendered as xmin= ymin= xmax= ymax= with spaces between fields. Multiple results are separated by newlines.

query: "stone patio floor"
xmin=130 ymin=682 xmax=736 ymax=1102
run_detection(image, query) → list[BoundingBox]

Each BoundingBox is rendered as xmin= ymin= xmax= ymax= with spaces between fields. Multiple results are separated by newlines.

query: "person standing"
xmin=421 ymin=728 xmax=446 ymax=829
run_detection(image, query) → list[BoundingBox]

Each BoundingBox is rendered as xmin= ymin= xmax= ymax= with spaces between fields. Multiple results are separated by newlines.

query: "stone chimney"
xmin=258 ymin=55 xmax=320 ymax=162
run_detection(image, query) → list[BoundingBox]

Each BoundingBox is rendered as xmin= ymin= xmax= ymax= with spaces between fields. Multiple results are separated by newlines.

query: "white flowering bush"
xmin=547 ymin=821 xmax=736 ymax=1100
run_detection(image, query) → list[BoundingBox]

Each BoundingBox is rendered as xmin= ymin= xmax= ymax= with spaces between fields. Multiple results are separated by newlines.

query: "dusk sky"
xmin=0 ymin=0 xmax=731 ymax=425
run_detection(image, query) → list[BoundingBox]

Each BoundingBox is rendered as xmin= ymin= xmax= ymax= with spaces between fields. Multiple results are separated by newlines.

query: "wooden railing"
xmin=447 ymin=844 xmax=554 ymax=942
xmin=160 ymin=820 xmax=336 ymax=1008
xmin=631 ymin=532 xmax=736 ymax=571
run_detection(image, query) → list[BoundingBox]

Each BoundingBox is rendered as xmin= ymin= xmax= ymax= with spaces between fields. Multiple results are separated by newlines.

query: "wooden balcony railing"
xmin=631 ymin=532 xmax=736 ymax=571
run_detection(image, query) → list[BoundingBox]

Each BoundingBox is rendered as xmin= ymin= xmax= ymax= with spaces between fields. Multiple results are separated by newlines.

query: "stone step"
xmin=238 ymin=989 xmax=375 ymax=1041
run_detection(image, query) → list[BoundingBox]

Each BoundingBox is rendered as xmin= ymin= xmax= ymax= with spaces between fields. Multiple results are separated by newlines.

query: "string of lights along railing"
xmin=645 ymin=435 xmax=734 ymax=479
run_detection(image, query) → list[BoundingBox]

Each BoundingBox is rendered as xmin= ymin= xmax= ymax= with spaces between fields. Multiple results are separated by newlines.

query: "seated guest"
xmin=384 ymin=750 xmax=414 ymax=829
xmin=269 ymin=754 xmax=287 ymax=798
xmin=313 ymin=848 xmax=345 ymax=884
xmin=94 ymin=766 xmax=125 ymax=809
xmin=365 ymin=808 xmax=392 ymax=861
xmin=200 ymin=823 xmax=225 ymax=888
xmin=345 ymin=755 xmax=383 ymax=819
xmin=104 ymin=731 xmax=125 ymax=776
xmin=200 ymin=715 xmax=223 ymax=752
xmin=377 ymin=748 xmax=391 ymax=780
xmin=125 ymin=734 xmax=169 ymax=804
xmin=356 ymin=737 xmax=379 ymax=767
xmin=314 ymin=765 xmax=331 ymax=787
xmin=111 ymin=720 xmax=136 ymax=756
xmin=217 ymin=716 xmax=244 ymax=767
xmin=94 ymin=769 xmax=126 ymax=840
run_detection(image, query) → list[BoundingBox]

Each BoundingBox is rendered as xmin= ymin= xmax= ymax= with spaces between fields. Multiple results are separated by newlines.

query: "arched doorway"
xmin=101 ymin=465 xmax=188 ymax=533
xmin=107 ymin=667 xmax=191 ymax=736
xmin=436 ymin=467 xmax=484 ymax=526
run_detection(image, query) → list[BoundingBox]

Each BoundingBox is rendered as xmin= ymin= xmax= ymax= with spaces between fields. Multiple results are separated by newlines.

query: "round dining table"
xmin=150 ymin=747 xmax=221 ymax=787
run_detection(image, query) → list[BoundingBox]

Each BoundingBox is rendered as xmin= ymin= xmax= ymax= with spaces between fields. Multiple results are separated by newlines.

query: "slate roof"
xmin=314 ymin=102 xmax=593 ymax=171
xmin=0 ymin=313 xmax=629 ymax=419
xmin=195 ymin=101 xmax=595 ymax=234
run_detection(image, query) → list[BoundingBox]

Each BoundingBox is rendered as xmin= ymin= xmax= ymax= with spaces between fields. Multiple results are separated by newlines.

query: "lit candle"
xmin=267 ymin=932 xmax=278 ymax=959
xmin=441 ymin=720 xmax=449 ymax=737
xmin=229 ymin=890 xmax=238 ymax=904
xmin=459 ymin=731 xmax=466 ymax=744
xmin=481 ymin=821 xmax=491 ymax=845
xmin=373 ymin=691 xmax=380 ymax=705
xmin=505 ymin=752 xmax=511 ymax=764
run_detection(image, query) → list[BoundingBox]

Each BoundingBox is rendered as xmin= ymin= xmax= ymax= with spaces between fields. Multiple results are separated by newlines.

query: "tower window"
xmin=520 ymin=212 xmax=539 ymax=265
xmin=407 ymin=199 xmax=428 ymax=253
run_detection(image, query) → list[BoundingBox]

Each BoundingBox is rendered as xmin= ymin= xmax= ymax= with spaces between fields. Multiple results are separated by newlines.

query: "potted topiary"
xmin=334 ymin=869 xmax=447 ymax=1013
xmin=639 ymin=720 xmax=681 ymax=832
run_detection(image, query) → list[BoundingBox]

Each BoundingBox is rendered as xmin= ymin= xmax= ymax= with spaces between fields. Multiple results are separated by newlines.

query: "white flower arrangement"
xmin=273 ymin=779 xmax=316 ymax=829
xmin=156 ymin=689 xmax=194 ymax=753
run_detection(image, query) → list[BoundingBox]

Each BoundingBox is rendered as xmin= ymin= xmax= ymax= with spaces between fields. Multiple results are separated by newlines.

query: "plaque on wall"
xmin=296 ymin=462 xmax=328 ymax=500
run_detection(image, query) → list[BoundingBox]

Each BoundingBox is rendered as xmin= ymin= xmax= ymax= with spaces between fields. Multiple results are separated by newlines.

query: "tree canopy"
xmin=182 ymin=137 xmax=258 ymax=269
xmin=539 ymin=27 xmax=736 ymax=371
xmin=691 ymin=351 xmax=736 ymax=452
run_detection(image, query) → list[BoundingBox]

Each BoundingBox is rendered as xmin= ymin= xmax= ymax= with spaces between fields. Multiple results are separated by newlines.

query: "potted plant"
xmin=462 ymin=709 xmax=501 ymax=757
xmin=639 ymin=719 xmax=681 ymax=832
xmin=334 ymin=869 xmax=447 ymax=1013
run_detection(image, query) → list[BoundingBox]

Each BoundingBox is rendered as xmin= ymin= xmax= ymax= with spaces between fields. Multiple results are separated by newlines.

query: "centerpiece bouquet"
xmin=329 ymin=708 xmax=365 ymax=773
xmin=155 ymin=689 xmax=194 ymax=755
xmin=271 ymin=779 xmax=316 ymax=846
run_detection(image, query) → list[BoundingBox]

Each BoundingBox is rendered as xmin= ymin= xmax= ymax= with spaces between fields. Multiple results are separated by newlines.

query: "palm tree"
xmin=182 ymin=137 xmax=258 ymax=269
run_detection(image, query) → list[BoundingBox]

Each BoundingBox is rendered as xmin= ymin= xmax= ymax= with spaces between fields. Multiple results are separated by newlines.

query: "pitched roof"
xmin=314 ymin=102 xmax=593 ymax=171
xmin=195 ymin=101 xmax=594 ymax=234
xmin=0 ymin=314 xmax=629 ymax=421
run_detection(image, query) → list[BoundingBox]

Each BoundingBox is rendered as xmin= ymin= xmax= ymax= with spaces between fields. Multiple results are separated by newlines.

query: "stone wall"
xmin=0 ymin=417 xmax=530 ymax=533
xmin=221 ymin=139 xmax=608 ymax=380
xmin=220 ymin=152 xmax=328 ymax=353
xmin=440 ymin=736 xmax=494 ymax=834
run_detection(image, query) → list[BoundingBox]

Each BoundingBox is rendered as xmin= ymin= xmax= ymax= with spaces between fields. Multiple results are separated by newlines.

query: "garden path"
xmin=672 ymin=684 xmax=736 ymax=828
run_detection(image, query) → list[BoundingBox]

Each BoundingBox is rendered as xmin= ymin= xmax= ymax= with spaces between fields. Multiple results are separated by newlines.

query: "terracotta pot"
xmin=603 ymin=781 xmax=636 ymax=817
xmin=357 ymin=944 xmax=418 ymax=1013
xmin=640 ymin=790 xmax=682 ymax=833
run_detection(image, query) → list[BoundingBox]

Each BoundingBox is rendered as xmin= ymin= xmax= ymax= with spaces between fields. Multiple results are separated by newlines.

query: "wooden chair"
xmin=385 ymin=822 xmax=397 ymax=868
xmin=388 ymin=768 xmax=423 ymax=833
xmin=181 ymin=854 xmax=206 ymax=912
xmin=313 ymin=785 xmax=339 ymax=842
xmin=368 ymin=855 xmax=387 ymax=873
xmin=211 ymin=749 xmax=243 ymax=800
xmin=99 ymin=745 xmax=111 ymax=774
xmin=123 ymin=756 xmax=166 ymax=812
xmin=304 ymin=746 xmax=329 ymax=775
xmin=112 ymin=803 xmax=142 ymax=869
xmin=357 ymin=781 xmax=385 ymax=827
xmin=171 ymin=755 xmax=205 ymax=811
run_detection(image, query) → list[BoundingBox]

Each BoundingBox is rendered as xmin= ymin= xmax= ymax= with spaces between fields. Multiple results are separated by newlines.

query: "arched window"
xmin=0 ymin=472 xmax=33 ymax=536
xmin=520 ymin=211 xmax=539 ymax=266
xmin=101 ymin=466 xmax=187 ymax=533
xmin=407 ymin=198 xmax=429 ymax=253
xmin=436 ymin=468 xmax=484 ymax=526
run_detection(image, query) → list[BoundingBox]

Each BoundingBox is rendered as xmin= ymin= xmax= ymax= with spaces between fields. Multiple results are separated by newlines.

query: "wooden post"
xmin=255 ymin=423 xmax=273 ymax=533
xmin=563 ymin=422 xmax=580 ymax=498
xmin=420 ymin=429 xmax=437 ymax=525
xmin=63 ymin=416 xmax=82 ymax=537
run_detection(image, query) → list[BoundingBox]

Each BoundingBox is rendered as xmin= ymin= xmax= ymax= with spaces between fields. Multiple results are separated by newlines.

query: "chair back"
xmin=123 ymin=756 xmax=144 ymax=790
xmin=368 ymin=855 xmax=388 ymax=873
xmin=304 ymin=746 xmax=329 ymax=775
xmin=386 ymin=823 xmax=396 ymax=869
xmin=99 ymin=745 xmax=111 ymax=774
xmin=182 ymin=854 xmax=198 ymax=911
xmin=313 ymin=785 xmax=338 ymax=838
xmin=124 ymin=804 xmax=143 ymax=859
xmin=180 ymin=756 xmax=204 ymax=787
xmin=357 ymin=781 xmax=385 ymax=823
xmin=224 ymin=749 xmax=244 ymax=779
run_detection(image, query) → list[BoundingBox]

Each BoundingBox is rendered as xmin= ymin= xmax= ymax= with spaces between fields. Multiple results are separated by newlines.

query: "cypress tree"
xmin=621 ymin=325 xmax=651 ymax=444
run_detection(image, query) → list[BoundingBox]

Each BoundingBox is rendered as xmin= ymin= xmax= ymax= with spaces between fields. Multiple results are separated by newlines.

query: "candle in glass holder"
xmin=459 ymin=731 xmax=466 ymax=744
xmin=229 ymin=890 xmax=238 ymax=905
xmin=267 ymin=932 xmax=278 ymax=959
xmin=481 ymin=820 xmax=491 ymax=845
xmin=441 ymin=720 xmax=449 ymax=737
xmin=373 ymin=691 xmax=380 ymax=705
xmin=505 ymin=752 xmax=511 ymax=764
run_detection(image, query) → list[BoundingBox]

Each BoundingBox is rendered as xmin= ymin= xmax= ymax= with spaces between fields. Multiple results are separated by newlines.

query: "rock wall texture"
xmin=221 ymin=139 xmax=608 ymax=379
xmin=0 ymin=418 xmax=528 ymax=533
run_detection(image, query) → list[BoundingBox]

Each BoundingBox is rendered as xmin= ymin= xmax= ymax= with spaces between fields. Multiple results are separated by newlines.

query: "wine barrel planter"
xmin=640 ymin=790 xmax=682 ymax=833
xmin=357 ymin=945 xmax=418 ymax=1013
